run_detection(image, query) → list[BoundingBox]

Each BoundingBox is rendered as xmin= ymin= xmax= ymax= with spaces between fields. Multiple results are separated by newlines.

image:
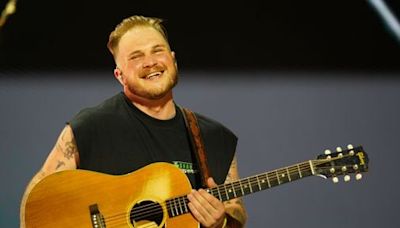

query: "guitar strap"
xmin=181 ymin=107 xmax=241 ymax=228
xmin=180 ymin=107 xmax=211 ymax=188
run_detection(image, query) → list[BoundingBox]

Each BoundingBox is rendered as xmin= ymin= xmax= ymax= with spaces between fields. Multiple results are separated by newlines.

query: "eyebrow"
xmin=128 ymin=44 xmax=168 ymax=57
xmin=153 ymin=44 xmax=167 ymax=49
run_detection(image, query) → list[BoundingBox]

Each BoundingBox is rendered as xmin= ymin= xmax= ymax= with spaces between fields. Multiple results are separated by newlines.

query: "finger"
xmin=188 ymin=191 xmax=215 ymax=226
xmin=188 ymin=190 xmax=217 ymax=220
xmin=192 ymin=189 xmax=226 ymax=225
xmin=188 ymin=201 xmax=209 ymax=226
xmin=198 ymin=189 xmax=225 ymax=210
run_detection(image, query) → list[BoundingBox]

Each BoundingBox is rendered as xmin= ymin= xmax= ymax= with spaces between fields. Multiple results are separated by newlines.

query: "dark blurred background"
xmin=0 ymin=0 xmax=399 ymax=72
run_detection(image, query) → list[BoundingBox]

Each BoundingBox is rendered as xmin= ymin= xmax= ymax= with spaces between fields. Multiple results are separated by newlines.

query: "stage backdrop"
xmin=1 ymin=71 xmax=399 ymax=227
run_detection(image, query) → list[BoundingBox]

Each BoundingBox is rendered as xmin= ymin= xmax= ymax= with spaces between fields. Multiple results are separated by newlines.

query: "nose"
xmin=142 ymin=55 xmax=157 ymax=68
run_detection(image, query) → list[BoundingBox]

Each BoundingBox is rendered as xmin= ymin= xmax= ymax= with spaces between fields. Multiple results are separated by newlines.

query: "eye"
xmin=153 ymin=47 xmax=165 ymax=54
xmin=129 ymin=54 xmax=143 ymax=60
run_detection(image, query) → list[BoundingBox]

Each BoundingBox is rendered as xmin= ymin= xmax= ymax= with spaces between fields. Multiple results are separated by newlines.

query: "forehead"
xmin=117 ymin=26 xmax=169 ymax=55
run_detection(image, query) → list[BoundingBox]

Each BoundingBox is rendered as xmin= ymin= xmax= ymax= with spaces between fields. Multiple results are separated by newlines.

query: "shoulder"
xmin=195 ymin=112 xmax=238 ymax=141
xmin=192 ymin=111 xmax=238 ymax=184
xmin=69 ymin=92 xmax=126 ymax=130
xmin=71 ymin=93 xmax=125 ymax=121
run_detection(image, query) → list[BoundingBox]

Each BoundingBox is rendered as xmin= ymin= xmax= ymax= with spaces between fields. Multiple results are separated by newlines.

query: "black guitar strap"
xmin=180 ymin=107 xmax=211 ymax=188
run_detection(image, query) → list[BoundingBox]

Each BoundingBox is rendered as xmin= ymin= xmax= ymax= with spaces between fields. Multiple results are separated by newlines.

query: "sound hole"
xmin=130 ymin=200 xmax=164 ymax=227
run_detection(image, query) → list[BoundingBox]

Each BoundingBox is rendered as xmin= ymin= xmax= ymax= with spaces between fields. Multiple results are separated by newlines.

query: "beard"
xmin=125 ymin=67 xmax=178 ymax=100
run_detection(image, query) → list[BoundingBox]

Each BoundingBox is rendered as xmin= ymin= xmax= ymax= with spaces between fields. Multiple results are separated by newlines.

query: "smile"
xmin=144 ymin=71 xmax=163 ymax=80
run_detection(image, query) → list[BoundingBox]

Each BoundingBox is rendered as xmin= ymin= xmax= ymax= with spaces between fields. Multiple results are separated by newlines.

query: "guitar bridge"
xmin=89 ymin=204 xmax=106 ymax=228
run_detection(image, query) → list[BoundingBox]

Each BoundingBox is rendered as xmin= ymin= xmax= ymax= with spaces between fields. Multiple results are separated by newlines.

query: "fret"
xmin=177 ymin=197 xmax=183 ymax=214
xmin=275 ymin=170 xmax=281 ymax=185
xmin=239 ymin=181 xmax=245 ymax=196
xmin=297 ymin=164 xmax=303 ymax=178
xmin=258 ymin=174 xmax=269 ymax=189
xmin=167 ymin=197 xmax=188 ymax=217
xmin=216 ymin=187 xmax=222 ymax=201
xmin=247 ymin=177 xmax=253 ymax=193
xmin=279 ymin=169 xmax=290 ymax=183
xmin=286 ymin=167 xmax=291 ymax=182
xmin=165 ymin=160 xmax=317 ymax=219
xmin=173 ymin=199 xmax=179 ymax=216
xmin=182 ymin=197 xmax=188 ymax=213
xmin=267 ymin=171 xmax=279 ymax=187
xmin=169 ymin=200 xmax=175 ymax=217
xmin=308 ymin=160 xmax=315 ymax=175
xmin=230 ymin=182 xmax=237 ymax=198
xmin=256 ymin=175 xmax=262 ymax=191
xmin=206 ymin=161 xmax=316 ymax=204
xmin=266 ymin=173 xmax=271 ymax=188
xmin=241 ymin=177 xmax=252 ymax=195
xmin=223 ymin=184 xmax=230 ymax=200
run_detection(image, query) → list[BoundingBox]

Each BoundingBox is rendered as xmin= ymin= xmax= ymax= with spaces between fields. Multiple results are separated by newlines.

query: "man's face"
xmin=114 ymin=26 xmax=178 ymax=100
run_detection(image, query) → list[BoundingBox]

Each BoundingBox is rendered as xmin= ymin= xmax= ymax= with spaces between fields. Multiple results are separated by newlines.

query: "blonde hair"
xmin=107 ymin=15 xmax=168 ymax=57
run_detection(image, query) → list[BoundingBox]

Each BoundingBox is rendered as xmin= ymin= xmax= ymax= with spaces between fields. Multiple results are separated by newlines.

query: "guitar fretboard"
xmin=166 ymin=160 xmax=314 ymax=218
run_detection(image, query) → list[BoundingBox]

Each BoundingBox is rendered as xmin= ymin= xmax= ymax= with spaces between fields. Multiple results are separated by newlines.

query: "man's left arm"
xmin=223 ymin=155 xmax=248 ymax=227
xmin=188 ymin=155 xmax=247 ymax=228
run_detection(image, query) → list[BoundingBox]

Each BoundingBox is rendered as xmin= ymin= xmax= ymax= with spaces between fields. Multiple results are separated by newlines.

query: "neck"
xmin=124 ymin=90 xmax=176 ymax=120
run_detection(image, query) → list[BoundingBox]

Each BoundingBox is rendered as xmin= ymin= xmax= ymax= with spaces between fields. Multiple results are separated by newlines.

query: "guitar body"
xmin=25 ymin=145 xmax=369 ymax=227
xmin=25 ymin=162 xmax=199 ymax=228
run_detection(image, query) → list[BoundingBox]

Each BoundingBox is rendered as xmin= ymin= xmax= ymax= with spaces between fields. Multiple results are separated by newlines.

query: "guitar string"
xmin=103 ymin=161 xmax=348 ymax=226
xmin=104 ymin=161 xmax=352 ymax=227
xmin=104 ymin=161 xmax=346 ymax=226
xmin=103 ymin=162 xmax=314 ymax=226
xmin=119 ymin=154 xmax=352 ymax=221
xmin=106 ymin=164 xmax=351 ymax=228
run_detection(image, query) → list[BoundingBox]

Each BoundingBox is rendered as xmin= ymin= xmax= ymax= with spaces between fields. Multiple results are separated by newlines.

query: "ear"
xmin=171 ymin=51 xmax=178 ymax=68
xmin=114 ymin=68 xmax=124 ymax=85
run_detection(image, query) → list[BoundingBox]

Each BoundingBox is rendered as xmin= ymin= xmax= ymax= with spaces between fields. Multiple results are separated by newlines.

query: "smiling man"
xmin=20 ymin=15 xmax=247 ymax=228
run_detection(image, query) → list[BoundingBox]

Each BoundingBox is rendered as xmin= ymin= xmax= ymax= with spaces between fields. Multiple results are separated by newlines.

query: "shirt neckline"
xmin=121 ymin=92 xmax=183 ymax=128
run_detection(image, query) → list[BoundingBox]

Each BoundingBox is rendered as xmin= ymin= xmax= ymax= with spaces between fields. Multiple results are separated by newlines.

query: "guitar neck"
xmin=210 ymin=160 xmax=314 ymax=201
xmin=166 ymin=160 xmax=315 ymax=218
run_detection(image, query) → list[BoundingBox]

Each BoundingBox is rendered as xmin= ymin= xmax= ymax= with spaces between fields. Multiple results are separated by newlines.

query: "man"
xmin=20 ymin=15 xmax=247 ymax=228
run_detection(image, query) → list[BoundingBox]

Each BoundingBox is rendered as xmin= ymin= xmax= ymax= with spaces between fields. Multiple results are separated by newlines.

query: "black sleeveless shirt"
xmin=69 ymin=92 xmax=237 ymax=189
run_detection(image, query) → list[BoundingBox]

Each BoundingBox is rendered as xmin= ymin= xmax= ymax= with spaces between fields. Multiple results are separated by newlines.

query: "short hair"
xmin=107 ymin=15 xmax=169 ymax=57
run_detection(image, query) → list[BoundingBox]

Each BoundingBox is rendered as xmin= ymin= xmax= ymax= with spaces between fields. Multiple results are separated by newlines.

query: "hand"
xmin=187 ymin=177 xmax=226 ymax=228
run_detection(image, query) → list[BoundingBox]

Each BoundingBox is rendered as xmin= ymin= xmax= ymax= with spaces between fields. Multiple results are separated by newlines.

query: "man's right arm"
xmin=20 ymin=125 xmax=79 ymax=228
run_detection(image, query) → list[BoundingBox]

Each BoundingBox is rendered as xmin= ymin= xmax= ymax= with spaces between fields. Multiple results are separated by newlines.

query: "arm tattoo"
xmin=56 ymin=160 xmax=65 ymax=170
xmin=63 ymin=141 xmax=77 ymax=160
xmin=230 ymin=158 xmax=237 ymax=170
xmin=225 ymin=157 xmax=238 ymax=183
xmin=225 ymin=173 xmax=233 ymax=183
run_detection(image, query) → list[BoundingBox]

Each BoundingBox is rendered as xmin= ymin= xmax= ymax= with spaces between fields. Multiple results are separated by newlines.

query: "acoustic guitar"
xmin=24 ymin=145 xmax=368 ymax=228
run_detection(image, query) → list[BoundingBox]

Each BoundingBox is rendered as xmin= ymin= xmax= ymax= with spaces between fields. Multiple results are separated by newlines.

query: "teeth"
xmin=146 ymin=72 xmax=162 ymax=79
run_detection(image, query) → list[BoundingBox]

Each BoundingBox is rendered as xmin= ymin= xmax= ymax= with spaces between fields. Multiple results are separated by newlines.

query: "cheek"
xmin=157 ymin=54 xmax=174 ymax=65
xmin=126 ymin=61 xmax=141 ymax=70
xmin=123 ymin=63 xmax=143 ymax=78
